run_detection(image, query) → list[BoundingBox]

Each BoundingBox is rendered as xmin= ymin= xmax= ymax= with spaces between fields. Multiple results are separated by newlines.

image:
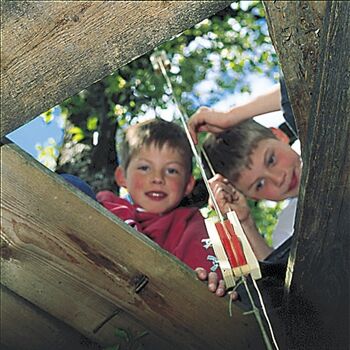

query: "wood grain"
xmin=1 ymin=1 xmax=231 ymax=137
xmin=0 ymin=285 xmax=101 ymax=350
xmin=282 ymin=2 xmax=349 ymax=348
xmin=263 ymin=1 xmax=326 ymax=145
xmin=1 ymin=144 xmax=265 ymax=349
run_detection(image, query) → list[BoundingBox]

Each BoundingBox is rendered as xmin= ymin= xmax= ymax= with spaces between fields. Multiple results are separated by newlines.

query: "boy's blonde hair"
xmin=119 ymin=119 xmax=193 ymax=173
xmin=203 ymin=119 xmax=276 ymax=182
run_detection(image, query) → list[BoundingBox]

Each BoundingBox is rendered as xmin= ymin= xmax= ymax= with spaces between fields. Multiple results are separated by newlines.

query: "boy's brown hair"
xmin=119 ymin=118 xmax=193 ymax=173
xmin=203 ymin=119 xmax=276 ymax=183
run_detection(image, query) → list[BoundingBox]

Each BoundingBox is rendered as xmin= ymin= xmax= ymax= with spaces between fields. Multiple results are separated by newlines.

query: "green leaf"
xmin=67 ymin=126 xmax=83 ymax=134
xmin=72 ymin=133 xmax=85 ymax=142
xmin=87 ymin=116 xmax=98 ymax=131
xmin=40 ymin=110 xmax=54 ymax=123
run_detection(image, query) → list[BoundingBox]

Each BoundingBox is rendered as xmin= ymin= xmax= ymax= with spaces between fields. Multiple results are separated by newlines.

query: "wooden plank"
xmin=1 ymin=259 xmax=174 ymax=349
xmin=263 ymin=1 xmax=326 ymax=145
xmin=0 ymin=284 xmax=101 ymax=350
xmin=0 ymin=157 xmax=173 ymax=350
xmin=1 ymin=0 xmax=231 ymax=138
xmin=283 ymin=2 xmax=349 ymax=349
xmin=0 ymin=144 xmax=265 ymax=349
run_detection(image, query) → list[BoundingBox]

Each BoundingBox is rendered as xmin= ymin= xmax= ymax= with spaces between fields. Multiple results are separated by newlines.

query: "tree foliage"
xmin=56 ymin=1 xmax=277 ymax=184
xmin=53 ymin=1 xmax=281 ymax=242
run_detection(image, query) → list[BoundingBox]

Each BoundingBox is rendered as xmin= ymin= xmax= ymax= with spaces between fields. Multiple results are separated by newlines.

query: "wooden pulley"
xmin=150 ymin=50 xmax=262 ymax=289
xmin=205 ymin=211 xmax=261 ymax=289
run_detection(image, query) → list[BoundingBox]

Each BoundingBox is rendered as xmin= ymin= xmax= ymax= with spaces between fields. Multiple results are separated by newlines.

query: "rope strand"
xmin=152 ymin=51 xmax=279 ymax=350
xmin=252 ymin=278 xmax=280 ymax=350
xmin=155 ymin=55 xmax=224 ymax=222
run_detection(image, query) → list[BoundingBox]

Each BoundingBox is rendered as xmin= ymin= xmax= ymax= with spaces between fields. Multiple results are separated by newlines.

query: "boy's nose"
xmin=270 ymin=170 xmax=285 ymax=187
xmin=151 ymin=171 xmax=164 ymax=184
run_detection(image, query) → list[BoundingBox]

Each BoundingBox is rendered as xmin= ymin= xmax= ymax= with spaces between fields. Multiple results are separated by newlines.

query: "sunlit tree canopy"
xmin=37 ymin=1 xmax=281 ymax=243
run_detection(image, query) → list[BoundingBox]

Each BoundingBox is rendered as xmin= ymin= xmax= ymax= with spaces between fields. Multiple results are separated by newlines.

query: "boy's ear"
xmin=270 ymin=127 xmax=290 ymax=144
xmin=184 ymin=175 xmax=196 ymax=197
xmin=114 ymin=166 xmax=127 ymax=187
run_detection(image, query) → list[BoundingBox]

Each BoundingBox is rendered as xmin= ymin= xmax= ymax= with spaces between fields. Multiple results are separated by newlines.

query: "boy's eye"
xmin=137 ymin=165 xmax=149 ymax=171
xmin=268 ymin=154 xmax=276 ymax=166
xmin=166 ymin=167 xmax=179 ymax=175
xmin=255 ymin=178 xmax=265 ymax=191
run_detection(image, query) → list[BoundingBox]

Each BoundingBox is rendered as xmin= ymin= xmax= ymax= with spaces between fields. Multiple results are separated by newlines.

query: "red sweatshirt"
xmin=97 ymin=191 xmax=220 ymax=277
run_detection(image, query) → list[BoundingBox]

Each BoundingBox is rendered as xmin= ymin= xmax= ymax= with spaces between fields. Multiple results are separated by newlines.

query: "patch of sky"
xmin=256 ymin=18 xmax=270 ymax=37
xmin=6 ymin=106 xmax=65 ymax=160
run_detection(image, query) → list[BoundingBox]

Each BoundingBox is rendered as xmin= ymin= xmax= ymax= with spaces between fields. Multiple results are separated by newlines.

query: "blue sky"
xmin=6 ymin=106 xmax=64 ymax=159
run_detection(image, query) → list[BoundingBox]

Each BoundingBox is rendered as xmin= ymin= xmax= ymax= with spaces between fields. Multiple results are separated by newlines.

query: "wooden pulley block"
xmin=204 ymin=211 xmax=261 ymax=289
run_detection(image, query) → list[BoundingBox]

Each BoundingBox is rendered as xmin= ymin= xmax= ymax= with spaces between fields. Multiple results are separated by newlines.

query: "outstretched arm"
xmin=188 ymin=84 xmax=281 ymax=143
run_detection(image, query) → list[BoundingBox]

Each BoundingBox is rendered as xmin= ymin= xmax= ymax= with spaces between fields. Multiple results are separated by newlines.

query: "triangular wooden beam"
xmin=1 ymin=1 xmax=231 ymax=137
xmin=1 ymin=144 xmax=264 ymax=349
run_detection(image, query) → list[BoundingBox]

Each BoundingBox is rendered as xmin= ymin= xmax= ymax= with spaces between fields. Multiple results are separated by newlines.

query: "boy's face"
xmin=115 ymin=144 xmax=195 ymax=214
xmin=234 ymin=138 xmax=301 ymax=201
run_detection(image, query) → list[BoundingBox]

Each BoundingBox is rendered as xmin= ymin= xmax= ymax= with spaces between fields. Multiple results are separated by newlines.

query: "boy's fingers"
xmin=208 ymin=272 xmax=218 ymax=292
xmin=213 ymin=173 xmax=225 ymax=182
xmin=215 ymin=279 xmax=226 ymax=297
xmin=213 ymin=183 xmax=231 ymax=196
xmin=224 ymin=203 xmax=233 ymax=214
xmin=206 ymin=125 xmax=227 ymax=134
xmin=189 ymin=128 xmax=198 ymax=144
xmin=195 ymin=267 xmax=207 ymax=281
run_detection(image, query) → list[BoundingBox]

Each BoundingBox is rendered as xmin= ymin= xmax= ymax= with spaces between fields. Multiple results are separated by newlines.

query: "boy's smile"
xmin=234 ymin=138 xmax=301 ymax=201
xmin=115 ymin=144 xmax=195 ymax=214
xmin=145 ymin=191 xmax=167 ymax=200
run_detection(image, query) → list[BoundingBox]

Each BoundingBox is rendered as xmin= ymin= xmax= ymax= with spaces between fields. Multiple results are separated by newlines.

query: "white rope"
xmin=152 ymin=51 xmax=279 ymax=350
xmin=252 ymin=278 xmax=280 ymax=350
xmin=155 ymin=54 xmax=224 ymax=223
xmin=155 ymin=54 xmax=245 ymax=272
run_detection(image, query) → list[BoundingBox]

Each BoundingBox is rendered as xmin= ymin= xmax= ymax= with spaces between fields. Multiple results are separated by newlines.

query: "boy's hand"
xmin=195 ymin=267 xmax=238 ymax=300
xmin=209 ymin=174 xmax=251 ymax=222
xmin=209 ymin=174 xmax=273 ymax=260
xmin=188 ymin=107 xmax=231 ymax=144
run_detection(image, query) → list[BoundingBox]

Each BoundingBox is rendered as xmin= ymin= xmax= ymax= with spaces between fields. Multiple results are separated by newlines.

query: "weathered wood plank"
xmin=263 ymin=1 xmax=326 ymax=145
xmin=1 ymin=258 xmax=173 ymax=349
xmin=0 ymin=144 xmax=265 ymax=349
xmin=1 ymin=0 xmax=232 ymax=138
xmin=283 ymin=2 xmax=349 ymax=349
xmin=0 ymin=284 xmax=101 ymax=350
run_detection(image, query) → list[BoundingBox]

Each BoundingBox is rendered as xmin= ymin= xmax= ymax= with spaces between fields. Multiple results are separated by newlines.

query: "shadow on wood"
xmin=1 ymin=144 xmax=265 ymax=349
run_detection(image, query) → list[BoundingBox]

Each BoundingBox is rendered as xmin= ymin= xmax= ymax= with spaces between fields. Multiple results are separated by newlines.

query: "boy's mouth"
xmin=146 ymin=191 xmax=167 ymax=200
xmin=288 ymin=171 xmax=298 ymax=192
